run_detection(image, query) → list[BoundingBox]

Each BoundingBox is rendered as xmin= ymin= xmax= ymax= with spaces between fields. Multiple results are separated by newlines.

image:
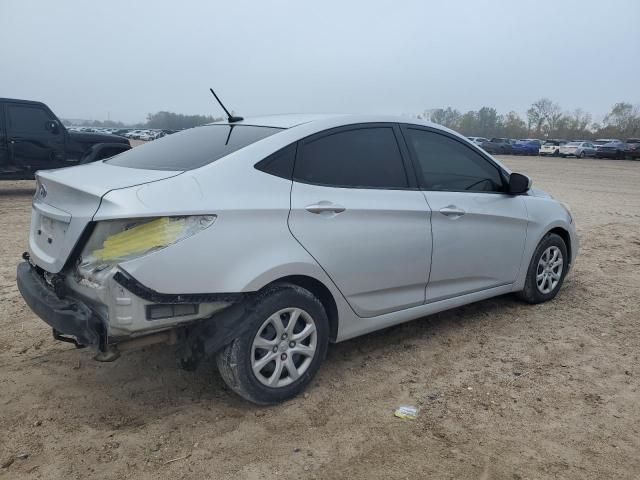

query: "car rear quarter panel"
xmin=97 ymin=157 xmax=354 ymax=319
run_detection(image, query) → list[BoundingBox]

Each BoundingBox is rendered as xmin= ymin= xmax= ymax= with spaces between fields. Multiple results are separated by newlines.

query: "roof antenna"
xmin=209 ymin=88 xmax=243 ymax=123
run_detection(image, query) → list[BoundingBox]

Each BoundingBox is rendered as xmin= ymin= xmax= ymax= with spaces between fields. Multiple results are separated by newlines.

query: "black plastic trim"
xmin=113 ymin=270 xmax=248 ymax=304
xmin=17 ymin=262 xmax=103 ymax=346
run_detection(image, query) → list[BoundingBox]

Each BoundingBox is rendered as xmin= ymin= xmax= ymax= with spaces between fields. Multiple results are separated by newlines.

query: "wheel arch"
xmin=261 ymin=275 xmax=340 ymax=342
xmin=547 ymin=226 xmax=572 ymax=266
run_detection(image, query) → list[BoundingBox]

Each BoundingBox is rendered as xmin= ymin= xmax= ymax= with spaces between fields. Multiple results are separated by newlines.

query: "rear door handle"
xmin=305 ymin=202 xmax=346 ymax=214
xmin=439 ymin=205 xmax=466 ymax=217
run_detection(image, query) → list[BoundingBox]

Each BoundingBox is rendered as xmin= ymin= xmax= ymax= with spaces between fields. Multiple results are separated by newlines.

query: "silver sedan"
xmin=17 ymin=114 xmax=579 ymax=404
xmin=559 ymin=141 xmax=596 ymax=158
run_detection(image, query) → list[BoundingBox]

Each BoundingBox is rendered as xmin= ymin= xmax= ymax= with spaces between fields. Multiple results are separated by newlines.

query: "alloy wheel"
xmin=536 ymin=246 xmax=563 ymax=294
xmin=251 ymin=307 xmax=317 ymax=388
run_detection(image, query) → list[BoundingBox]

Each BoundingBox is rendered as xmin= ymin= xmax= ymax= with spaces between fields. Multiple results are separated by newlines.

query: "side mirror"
xmin=45 ymin=120 xmax=60 ymax=134
xmin=508 ymin=172 xmax=531 ymax=195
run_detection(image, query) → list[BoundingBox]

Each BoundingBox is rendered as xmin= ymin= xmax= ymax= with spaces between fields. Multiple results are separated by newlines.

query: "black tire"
xmin=216 ymin=283 xmax=329 ymax=405
xmin=553 ymin=149 xmax=560 ymax=157
xmin=579 ymin=151 xmax=585 ymax=158
xmin=517 ymin=233 xmax=568 ymax=304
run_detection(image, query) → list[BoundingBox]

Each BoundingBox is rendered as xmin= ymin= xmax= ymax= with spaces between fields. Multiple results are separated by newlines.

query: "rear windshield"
xmin=566 ymin=142 xmax=581 ymax=146
xmin=107 ymin=124 xmax=282 ymax=171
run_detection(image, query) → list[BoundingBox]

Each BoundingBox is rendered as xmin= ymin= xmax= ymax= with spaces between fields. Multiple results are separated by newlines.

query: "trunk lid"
xmin=29 ymin=162 xmax=181 ymax=273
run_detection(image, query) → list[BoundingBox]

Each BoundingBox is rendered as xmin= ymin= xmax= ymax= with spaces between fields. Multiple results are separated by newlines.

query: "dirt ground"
xmin=1 ymin=155 xmax=639 ymax=480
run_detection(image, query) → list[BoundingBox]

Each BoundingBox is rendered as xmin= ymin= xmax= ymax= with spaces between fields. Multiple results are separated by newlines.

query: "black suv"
xmin=0 ymin=98 xmax=131 ymax=180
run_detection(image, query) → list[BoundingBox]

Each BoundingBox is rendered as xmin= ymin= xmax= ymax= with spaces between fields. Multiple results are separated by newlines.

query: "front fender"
xmin=513 ymin=196 xmax=578 ymax=291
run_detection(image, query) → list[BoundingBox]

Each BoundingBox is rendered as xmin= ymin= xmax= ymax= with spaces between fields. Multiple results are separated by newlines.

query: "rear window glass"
xmin=107 ymin=124 xmax=282 ymax=171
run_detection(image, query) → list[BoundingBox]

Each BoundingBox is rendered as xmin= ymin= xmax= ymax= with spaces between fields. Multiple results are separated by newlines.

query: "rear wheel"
xmin=517 ymin=233 xmax=568 ymax=304
xmin=216 ymin=283 xmax=329 ymax=405
xmin=579 ymin=151 xmax=586 ymax=158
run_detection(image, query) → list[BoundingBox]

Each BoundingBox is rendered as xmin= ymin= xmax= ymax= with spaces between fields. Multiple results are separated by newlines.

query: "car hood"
xmin=528 ymin=187 xmax=553 ymax=199
xmin=29 ymin=162 xmax=182 ymax=273
xmin=69 ymin=131 xmax=129 ymax=144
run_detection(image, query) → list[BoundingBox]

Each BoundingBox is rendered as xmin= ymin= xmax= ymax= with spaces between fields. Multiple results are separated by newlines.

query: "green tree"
xmin=428 ymin=107 xmax=462 ymax=130
xmin=501 ymin=111 xmax=528 ymax=139
xmin=602 ymin=102 xmax=640 ymax=138
xmin=145 ymin=111 xmax=223 ymax=130
xmin=527 ymin=98 xmax=561 ymax=137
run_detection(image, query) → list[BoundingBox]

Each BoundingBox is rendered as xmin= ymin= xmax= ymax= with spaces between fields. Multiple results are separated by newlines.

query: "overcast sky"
xmin=1 ymin=0 xmax=638 ymax=124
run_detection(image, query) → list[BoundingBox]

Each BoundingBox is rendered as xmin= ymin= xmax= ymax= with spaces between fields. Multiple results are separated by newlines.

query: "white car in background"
xmin=539 ymin=140 xmax=567 ymax=156
xmin=138 ymin=131 xmax=156 ymax=141
xmin=467 ymin=136 xmax=488 ymax=146
xmin=559 ymin=141 xmax=596 ymax=158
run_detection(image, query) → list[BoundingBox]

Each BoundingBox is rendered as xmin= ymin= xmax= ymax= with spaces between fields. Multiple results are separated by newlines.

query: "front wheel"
xmin=517 ymin=233 xmax=568 ymax=304
xmin=579 ymin=151 xmax=586 ymax=158
xmin=216 ymin=283 xmax=329 ymax=405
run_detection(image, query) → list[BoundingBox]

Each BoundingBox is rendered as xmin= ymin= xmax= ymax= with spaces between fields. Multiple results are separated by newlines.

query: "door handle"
xmin=439 ymin=205 xmax=466 ymax=217
xmin=305 ymin=202 xmax=346 ymax=214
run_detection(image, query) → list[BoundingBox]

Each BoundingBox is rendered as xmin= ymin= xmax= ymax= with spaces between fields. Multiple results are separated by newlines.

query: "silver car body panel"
xmin=29 ymin=162 xmax=181 ymax=273
xmin=289 ymin=181 xmax=432 ymax=317
xmin=422 ymin=191 xmax=528 ymax=302
xmin=25 ymin=114 xmax=578 ymax=343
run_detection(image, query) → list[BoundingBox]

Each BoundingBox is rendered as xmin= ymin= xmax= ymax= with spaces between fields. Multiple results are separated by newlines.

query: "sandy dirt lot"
xmin=1 ymin=155 xmax=639 ymax=479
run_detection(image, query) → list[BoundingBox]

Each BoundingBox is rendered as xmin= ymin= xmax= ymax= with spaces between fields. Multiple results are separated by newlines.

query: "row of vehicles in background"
xmin=467 ymin=136 xmax=640 ymax=159
xmin=67 ymin=126 xmax=178 ymax=141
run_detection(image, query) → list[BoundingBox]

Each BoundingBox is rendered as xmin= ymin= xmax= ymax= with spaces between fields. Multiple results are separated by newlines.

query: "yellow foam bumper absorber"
xmin=94 ymin=217 xmax=185 ymax=260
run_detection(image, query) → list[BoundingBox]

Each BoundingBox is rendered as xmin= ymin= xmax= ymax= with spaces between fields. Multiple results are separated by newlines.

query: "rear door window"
xmin=294 ymin=126 xmax=409 ymax=189
xmin=7 ymin=104 xmax=53 ymax=133
xmin=107 ymin=124 xmax=282 ymax=170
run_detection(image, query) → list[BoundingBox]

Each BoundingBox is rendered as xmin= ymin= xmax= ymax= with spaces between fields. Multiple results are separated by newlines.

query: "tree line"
xmin=419 ymin=99 xmax=640 ymax=140
xmin=63 ymin=111 xmax=223 ymax=130
xmin=65 ymin=99 xmax=640 ymax=139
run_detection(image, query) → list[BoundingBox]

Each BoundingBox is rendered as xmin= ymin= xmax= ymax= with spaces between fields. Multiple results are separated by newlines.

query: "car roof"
xmin=209 ymin=113 xmax=446 ymax=130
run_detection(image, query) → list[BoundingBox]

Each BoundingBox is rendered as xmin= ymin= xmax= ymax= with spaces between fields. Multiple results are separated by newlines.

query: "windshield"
xmin=544 ymin=141 xmax=559 ymax=146
xmin=566 ymin=142 xmax=581 ymax=146
xmin=594 ymin=139 xmax=612 ymax=145
xmin=107 ymin=124 xmax=283 ymax=171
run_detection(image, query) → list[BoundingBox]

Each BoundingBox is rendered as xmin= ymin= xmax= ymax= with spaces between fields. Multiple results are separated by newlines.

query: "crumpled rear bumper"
xmin=16 ymin=262 xmax=104 ymax=346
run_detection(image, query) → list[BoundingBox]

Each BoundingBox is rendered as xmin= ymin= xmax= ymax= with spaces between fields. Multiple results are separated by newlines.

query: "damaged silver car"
xmin=17 ymin=114 xmax=578 ymax=404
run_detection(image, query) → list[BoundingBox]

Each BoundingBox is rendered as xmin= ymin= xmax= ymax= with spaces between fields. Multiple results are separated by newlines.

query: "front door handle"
xmin=305 ymin=202 xmax=346 ymax=214
xmin=439 ymin=205 xmax=466 ymax=217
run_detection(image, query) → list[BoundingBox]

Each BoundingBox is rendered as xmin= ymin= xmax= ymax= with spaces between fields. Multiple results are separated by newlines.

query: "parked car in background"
xmin=0 ymin=98 xmax=130 ymax=180
xmin=480 ymin=137 xmax=514 ymax=154
xmin=539 ymin=140 xmax=568 ymax=156
xmin=559 ymin=141 xmax=596 ymax=158
xmin=594 ymin=139 xmax=627 ymax=159
xmin=138 ymin=131 xmax=155 ymax=141
xmin=467 ymin=136 xmax=489 ymax=146
xmin=16 ymin=114 xmax=578 ymax=404
xmin=512 ymin=139 xmax=542 ymax=156
xmin=625 ymin=139 xmax=640 ymax=159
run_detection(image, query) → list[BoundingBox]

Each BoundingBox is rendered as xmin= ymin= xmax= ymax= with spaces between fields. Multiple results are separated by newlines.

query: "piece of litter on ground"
xmin=394 ymin=405 xmax=418 ymax=420
xmin=164 ymin=454 xmax=190 ymax=465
